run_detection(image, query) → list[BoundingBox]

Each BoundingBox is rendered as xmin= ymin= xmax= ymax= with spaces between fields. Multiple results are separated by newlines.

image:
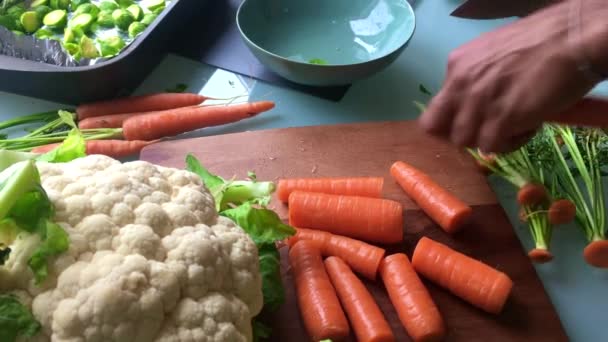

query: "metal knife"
xmin=450 ymin=0 xmax=560 ymax=19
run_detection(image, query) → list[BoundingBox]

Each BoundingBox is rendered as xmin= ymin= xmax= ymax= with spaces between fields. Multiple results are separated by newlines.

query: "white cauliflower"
xmin=1 ymin=155 xmax=263 ymax=342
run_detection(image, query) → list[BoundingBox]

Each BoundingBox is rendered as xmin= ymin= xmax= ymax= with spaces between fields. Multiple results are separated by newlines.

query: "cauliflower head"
xmin=1 ymin=155 xmax=263 ymax=342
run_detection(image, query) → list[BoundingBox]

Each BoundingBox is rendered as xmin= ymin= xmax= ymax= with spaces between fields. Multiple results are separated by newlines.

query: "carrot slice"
xmin=288 ymin=191 xmax=404 ymax=244
xmin=76 ymin=92 xmax=207 ymax=120
xmin=583 ymin=240 xmax=608 ymax=268
xmin=412 ymin=237 xmax=514 ymax=314
xmin=289 ymin=240 xmax=350 ymax=341
xmin=379 ymin=253 xmax=445 ymax=342
xmin=390 ymin=161 xmax=472 ymax=234
xmin=325 ymin=256 xmax=395 ymax=342
xmin=277 ymin=177 xmax=384 ymax=202
xmin=287 ymin=228 xmax=386 ymax=280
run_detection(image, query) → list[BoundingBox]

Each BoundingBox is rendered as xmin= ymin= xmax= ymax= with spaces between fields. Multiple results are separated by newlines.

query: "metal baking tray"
xmin=0 ymin=0 xmax=210 ymax=105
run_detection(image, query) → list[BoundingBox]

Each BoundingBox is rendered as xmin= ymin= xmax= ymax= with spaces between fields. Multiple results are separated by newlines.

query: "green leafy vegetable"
xmin=28 ymin=220 xmax=69 ymax=284
xmin=0 ymin=294 xmax=42 ymax=342
xmin=36 ymin=128 xmax=86 ymax=163
xmin=308 ymin=58 xmax=327 ymax=65
xmin=256 ymin=242 xmax=285 ymax=312
xmin=221 ymin=202 xmax=295 ymax=245
xmin=252 ymin=319 xmax=272 ymax=342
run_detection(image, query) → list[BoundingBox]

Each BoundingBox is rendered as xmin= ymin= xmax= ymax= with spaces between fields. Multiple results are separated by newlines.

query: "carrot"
xmin=31 ymin=139 xmax=156 ymax=158
xmin=528 ymin=248 xmax=554 ymax=263
xmin=325 ymin=256 xmax=395 ymax=342
xmin=287 ymin=228 xmax=386 ymax=280
xmin=548 ymin=199 xmax=576 ymax=225
xmin=583 ymin=240 xmax=608 ymax=268
xmin=277 ymin=176 xmax=384 ymax=203
xmin=287 ymin=191 xmax=404 ymax=244
xmin=122 ymin=101 xmax=275 ymax=141
xmin=516 ymin=183 xmax=548 ymax=206
xmin=412 ymin=237 xmax=513 ymax=314
xmin=289 ymin=240 xmax=350 ymax=341
xmin=76 ymin=93 xmax=207 ymax=120
xmin=379 ymin=254 xmax=445 ymax=342
xmin=390 ymin=160 xmax=472 ymax=234
xmin=77 ymin=104 xmax=208 ymax=129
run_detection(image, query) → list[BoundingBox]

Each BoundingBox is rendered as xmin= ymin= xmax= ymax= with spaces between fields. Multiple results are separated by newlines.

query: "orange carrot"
xmin=379 ymin=253 xmax=445 ymax=342
xmin=288 ymin=191 xmax=404 ymax=244
xmin=583 ymin=240 xmax=608 ymax=268
xmin=390 ymin=161 xmax=472 ymax=234
xmin=31 ymin=139 xmax=156 ymax=158
xmin=277 ymin=177 xmax=384 ymax=203
xmin=77 ymin=105 xmax=206 ymax=129
xmin=76 ymin=93 xmax=207 ymax=120
xmin=528 ymin=248 xmax=554 ymax=263
xmin=289 ymin=240 xmax=350 ymax=341
xmin=325 ymin=256 xmax=395 ymax=342
xmin=412 ymin=237 xmax=514 ymax=315
xmin=517 ymin=183 xmax=548 ymax=206
xmin=122 ymin=101 xmax=275 ymax=141
xmin=548 ymin=199 xmax=576 ymax=225
xmin=287 ymin=228 xmax=386 ymax=280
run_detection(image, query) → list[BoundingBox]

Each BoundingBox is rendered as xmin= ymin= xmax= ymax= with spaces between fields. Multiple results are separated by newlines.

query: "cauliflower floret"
xmin=1 ymin=155 xmax=263 ymax=342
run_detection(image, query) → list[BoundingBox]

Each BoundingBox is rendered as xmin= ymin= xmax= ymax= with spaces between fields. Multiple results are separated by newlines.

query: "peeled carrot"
xmin=287 ymin=228 xmax=386 ymax=280
xmin=516 ymin=183 xmax=548 ymax=206
xmin=289 ymin=240 xmax=350 ymax=341
xmin=390 ymin=160 xmax=472 ymax=234
xmin=122 ymin=101 xmax=275 ymax=141
xmin=277 ymin=176 xmax=384 ymax=203
xmin=412 ymin=237 xmax=514 ymax=314
xmin=288 ymin=191 xmax=404 ymax=244
xmin=325 ymin=256 xmax=395 ymax=342
xmin=528 ymin=248 xmax=554 ymax=263
xmin=583 ymin=240 xmax=608 ymax=268
xmin=548 ymin=199 xmax=576 ymax=225
xmin=31 ymin=139 xmax=156 ymax=158
xmin=379 ymin=254 xmax=445 ymax=342
xmin=76 ymin=93 xmax=207 ymax=120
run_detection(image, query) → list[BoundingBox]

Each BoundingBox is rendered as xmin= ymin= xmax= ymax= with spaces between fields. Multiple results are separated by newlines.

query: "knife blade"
xmin=450 ymin=0 xmax=559 ymax=19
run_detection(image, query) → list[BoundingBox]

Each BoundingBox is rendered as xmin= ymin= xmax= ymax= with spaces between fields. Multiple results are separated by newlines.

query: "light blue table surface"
xmin=2 ymin=0 xmax=608 ymax=340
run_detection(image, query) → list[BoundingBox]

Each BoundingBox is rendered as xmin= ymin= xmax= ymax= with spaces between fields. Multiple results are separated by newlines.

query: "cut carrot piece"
xmin=289 ymin=240 xmax=350 ymax=341
xmin=412 ymin=237 xmax=513 ymax=314
xmin=379 ymin=254 xmax=445 ymax=342
xmin=516 ymin=183 xmax=548 ymax=206
xmin=288 ymin=191 xmax=404 ymax=244
xmin=390 ymin=161 xmax=472 ymax=234
xmin=122 ymin=101 xmax=274 ymax=141
xmin=277 ymin=177 xmax=384 ymax=202
xmin=528 ymin=248 xmax=554 ymax=263
xmin=325 ymin=256 xmax=395 ymax=342
xmin=583 ymin=240 xmax=608 ymax=268
xmin=287 ymin=228 xmax=386 ymax=280
xmin=76 ymin=92 xmax=207 ymax=120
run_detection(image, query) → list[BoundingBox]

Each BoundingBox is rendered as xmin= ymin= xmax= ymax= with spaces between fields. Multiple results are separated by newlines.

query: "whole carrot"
xmin=289 ymin=240 xmax=350 ymax=341
xmin=287 ymin=228 xmax=386 ymax=280
xmin=77 ymin=105 xmax=205 ymax=129
xmin=277 ymin=176 xmax=384 ymax=203
xmin=122 ymin=101 xmax=275 ymax=141
xmin=379 ymin=253 xmax=445 ymax=342
xmin=288 ymin=191 xmax=404 ymax=244
xmin=412 ymin=237 xmax=514 ymax=315
xmin=76 ymin=93 xmax=207 ymax=120
xmin=325 ymin=256 xmax=395 ymax=342
xmin=31 ymin=140 xmax=156 ymax=158
xmin=390 ymin=161 xmax=472 ymax=234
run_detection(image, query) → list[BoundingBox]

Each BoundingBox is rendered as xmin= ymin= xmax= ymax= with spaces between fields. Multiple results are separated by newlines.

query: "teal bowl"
xmin=236 ymin=0 xmax=416 ymax=86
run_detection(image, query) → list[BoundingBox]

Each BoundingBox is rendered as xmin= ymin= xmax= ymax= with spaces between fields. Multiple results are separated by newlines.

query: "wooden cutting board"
xmin=140 ymin=120 xmax=568 ymax=342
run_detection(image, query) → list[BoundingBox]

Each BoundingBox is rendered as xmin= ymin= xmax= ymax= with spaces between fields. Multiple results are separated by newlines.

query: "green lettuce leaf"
xmin=27 ymin=220 xmax=69 ymax=285
xmin=36 ymin=128 xmax=86 ymax=163
xmin=257 ymin=242 xmax=285 ymax=312
xmin=220 ymin=202 xmax=295 ymax=244
xmin=0 ymin=294 xmax=42 ymax=342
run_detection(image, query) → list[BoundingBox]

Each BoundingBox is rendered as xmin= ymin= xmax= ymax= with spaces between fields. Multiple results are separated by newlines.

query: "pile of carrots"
xmin=277 ymin=161 xmax=514 ymax=342
xmin=31 ymin=92 xmax=275 ymax=158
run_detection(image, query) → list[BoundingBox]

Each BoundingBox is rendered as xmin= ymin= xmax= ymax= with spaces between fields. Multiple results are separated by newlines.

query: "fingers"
xmin=418 ymin=89 xmax=456 ymax=137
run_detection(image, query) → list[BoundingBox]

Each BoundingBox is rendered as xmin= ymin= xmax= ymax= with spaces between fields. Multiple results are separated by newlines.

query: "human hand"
xmin=419 ymin=0 xmax=608 ymax=153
